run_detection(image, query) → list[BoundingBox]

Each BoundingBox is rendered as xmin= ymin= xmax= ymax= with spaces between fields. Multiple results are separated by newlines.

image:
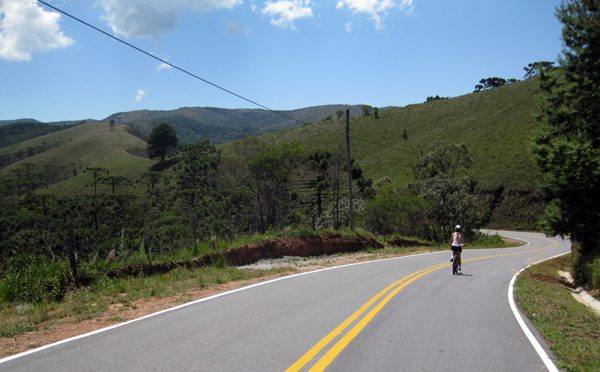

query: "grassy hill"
xmin=0 ymin=122 xmax=153 ymax=196
xmin=254 ymin=78 xmax=543 ymax=192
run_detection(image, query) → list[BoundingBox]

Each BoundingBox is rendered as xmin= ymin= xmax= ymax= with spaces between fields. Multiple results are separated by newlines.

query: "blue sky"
xmin=1 ymin=0 xmax=563 ymax=122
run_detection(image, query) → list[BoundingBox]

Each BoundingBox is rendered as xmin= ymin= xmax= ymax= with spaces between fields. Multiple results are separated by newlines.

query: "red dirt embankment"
xmin=108 ymin=233 xmax=383 ymax=279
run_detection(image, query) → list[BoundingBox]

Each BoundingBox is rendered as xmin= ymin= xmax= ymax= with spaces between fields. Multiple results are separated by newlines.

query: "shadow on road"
xmin=455 ymin=272 xmax=474 ymax=277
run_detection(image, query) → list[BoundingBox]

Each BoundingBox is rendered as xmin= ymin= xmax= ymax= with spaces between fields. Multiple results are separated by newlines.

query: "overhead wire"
xmin=37 ymin=0 xmax=417 ymax=156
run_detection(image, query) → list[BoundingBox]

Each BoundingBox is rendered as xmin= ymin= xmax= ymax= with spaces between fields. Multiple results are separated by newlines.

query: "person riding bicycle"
xmin=450 ymin=225 xmax=464 ymax=272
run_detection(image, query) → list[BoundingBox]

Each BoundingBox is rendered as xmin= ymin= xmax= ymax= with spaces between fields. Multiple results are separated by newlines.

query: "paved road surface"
xmin=0 ymin=231 xmax=569 ymax=371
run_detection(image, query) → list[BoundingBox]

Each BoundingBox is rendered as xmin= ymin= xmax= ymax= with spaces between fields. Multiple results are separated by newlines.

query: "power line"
xmin=37 ymin=1 xmax=416 ymax=156
xmin=36 ymin=0 xmax=302 ymax=124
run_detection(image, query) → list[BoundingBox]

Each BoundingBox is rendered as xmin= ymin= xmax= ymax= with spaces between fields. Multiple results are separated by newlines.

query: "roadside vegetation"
xmin=515 ymin=254 xmax=600 ymax=372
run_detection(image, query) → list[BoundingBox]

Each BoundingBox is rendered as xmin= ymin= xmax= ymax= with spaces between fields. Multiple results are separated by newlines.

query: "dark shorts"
xmin=451 ymin=245 xmax=462 ymax=253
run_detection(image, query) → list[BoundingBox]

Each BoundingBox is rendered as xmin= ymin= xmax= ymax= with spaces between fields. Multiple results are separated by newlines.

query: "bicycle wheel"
xmin=452 ymin=255 xmax=459 ymax=275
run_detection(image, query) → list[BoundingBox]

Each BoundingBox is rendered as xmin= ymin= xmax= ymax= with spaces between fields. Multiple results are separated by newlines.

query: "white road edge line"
xmin=0 ymin=250 xmax=444 ymax=364
xmin=508 ymin=248 xmax=569 ymax=372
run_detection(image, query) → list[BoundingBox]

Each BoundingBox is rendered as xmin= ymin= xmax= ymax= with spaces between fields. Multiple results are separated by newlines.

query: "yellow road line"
xmin=285 ymin=262 xmax=448 ymax=372
xmin=309 ymin=264 xmax=444 ymax=371
xmin=288 ymin=241 xmax=559 ymax=371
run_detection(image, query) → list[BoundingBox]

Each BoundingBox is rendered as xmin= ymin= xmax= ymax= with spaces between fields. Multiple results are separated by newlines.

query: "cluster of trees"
xmin=425 ymin=95 xmax=448 ymax=102
xmin=473 ymin=77 xmax=518 ymax=92
xmin=473 ymin=60 xmax=556 ymax=93
xmin=361 ymin=141 xmax=487 ymax=242
xmin=1 ymin=162 xmax=80 ymax=199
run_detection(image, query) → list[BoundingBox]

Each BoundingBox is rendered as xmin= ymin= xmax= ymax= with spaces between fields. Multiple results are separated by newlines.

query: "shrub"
xmin=583 ymin=255 xmax=600 ymax=291
xmin=0 ymin=259 xmax=69 ymax=304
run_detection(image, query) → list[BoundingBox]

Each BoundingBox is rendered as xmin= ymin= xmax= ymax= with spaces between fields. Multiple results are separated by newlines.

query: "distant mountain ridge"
xmin=104 ymin=105 xmax=368 ymax=144
xmin=1 ymin=105 xmax=371 ymax=147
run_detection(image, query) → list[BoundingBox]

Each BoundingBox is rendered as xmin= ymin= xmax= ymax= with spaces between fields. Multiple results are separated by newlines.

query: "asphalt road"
xmin=0 ymin=231 xmax=569 ymax=371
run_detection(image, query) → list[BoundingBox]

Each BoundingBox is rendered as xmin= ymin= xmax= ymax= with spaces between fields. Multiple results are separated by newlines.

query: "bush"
xmin=583 ymin=255 xmax=600 ymax=291
xmin=360 ymin=184 xmax=429 ymax=236
xmin=0 ymin=259 xmax=69 ymax=304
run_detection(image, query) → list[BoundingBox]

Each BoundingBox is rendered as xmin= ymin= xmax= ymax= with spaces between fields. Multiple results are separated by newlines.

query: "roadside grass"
xmin=103 ymin=228 xmax=374 ymax=269
xmin=468 ymin=233 xmax=523 ymax=249
xmin=515 ymin=254 xmax=600 ymax=372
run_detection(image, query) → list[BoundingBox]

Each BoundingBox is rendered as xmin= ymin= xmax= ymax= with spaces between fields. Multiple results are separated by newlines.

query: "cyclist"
xmin=450 ymin=225 xmax=464 ymax=273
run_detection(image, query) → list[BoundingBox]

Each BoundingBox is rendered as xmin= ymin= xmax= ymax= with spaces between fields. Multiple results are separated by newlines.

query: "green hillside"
xmin=0 ymin=122 xmax=153 ymax=196
xmin=255 ymin=78 xmax=543 ymax=192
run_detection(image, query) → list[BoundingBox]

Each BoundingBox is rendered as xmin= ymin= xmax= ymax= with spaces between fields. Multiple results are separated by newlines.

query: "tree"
xmin=247 ymin=143 xmax=307 ymax=232
xmin=532 ymin=0 xmax=600 ymax=285
xmin=100 ymin=175 xmax=130 ymax=194
xmin=85 ymin=167 xmax=108 ymax=196
xmin=147 ymin=123 xmax=178 ymax=161
xmin=473 ymin=77 xmax=517 ymax=92
xmin=426 ymin=95 xmax=448 ymax=102
xmin=174 ymin=141 xmax=221 ymax=241
xmin=410 ymin=141 xmax=484 ymax=242
xmin=306 ymin=151 xmax=332 ymax=226
xmin=361 ymin=105 xmax=372 ymax=116
xmin=523 ymin=61 xmax=555 ymax=79
xmin=412 ymin=141 xmax=472 ymax=179
xmin=361 ymin=183 xmax=429 ymax=236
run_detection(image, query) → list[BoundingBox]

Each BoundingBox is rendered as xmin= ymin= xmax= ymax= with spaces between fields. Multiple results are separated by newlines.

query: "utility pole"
xmin=345 ymin=109 xmax=354 ymax=230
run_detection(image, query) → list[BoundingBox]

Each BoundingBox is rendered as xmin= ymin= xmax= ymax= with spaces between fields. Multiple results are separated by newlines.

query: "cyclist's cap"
xmin=455 ymin=225 xmax=462 ymax=230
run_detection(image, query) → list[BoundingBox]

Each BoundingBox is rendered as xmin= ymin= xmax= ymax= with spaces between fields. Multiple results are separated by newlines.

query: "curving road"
xmin=0 ymin=231 xmax=569 ymax=371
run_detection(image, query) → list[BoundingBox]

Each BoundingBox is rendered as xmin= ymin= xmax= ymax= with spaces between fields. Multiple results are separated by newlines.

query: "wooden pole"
xmin=345 ymin=109 xmax=354 ymax=230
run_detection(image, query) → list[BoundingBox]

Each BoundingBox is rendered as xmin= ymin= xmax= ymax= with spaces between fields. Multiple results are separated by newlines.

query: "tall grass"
xmin=0 ymin=259 xmax=69 ymax=304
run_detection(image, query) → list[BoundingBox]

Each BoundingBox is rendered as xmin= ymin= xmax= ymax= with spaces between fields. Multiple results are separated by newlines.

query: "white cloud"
xmin=344 ymin=22 xmax=352 ymax=32
xmin=0 ymin=0 xmax=73 ymax=62
xmin=262 ymin=0 xmax=313 ymax=30
xmin=135 ymin=89 xmax=146 ymax=102
xmin=96 ymin=0 xmax=242 ymax=38
xmin=336 ymin=0 xmax=414 ymax=30
xmin=156 ymin=62 xmax=172 ymax=71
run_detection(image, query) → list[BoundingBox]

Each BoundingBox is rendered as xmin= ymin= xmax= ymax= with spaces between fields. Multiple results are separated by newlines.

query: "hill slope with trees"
xmin=253 ymin=78 xmax=543 ymax=192
xmin=106 ymin=105 xmax=367 ymax=144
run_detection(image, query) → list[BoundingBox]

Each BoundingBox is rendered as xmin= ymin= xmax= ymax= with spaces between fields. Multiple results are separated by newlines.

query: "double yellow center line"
xmin=286 ymin=244 xmax=556 ymax=371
